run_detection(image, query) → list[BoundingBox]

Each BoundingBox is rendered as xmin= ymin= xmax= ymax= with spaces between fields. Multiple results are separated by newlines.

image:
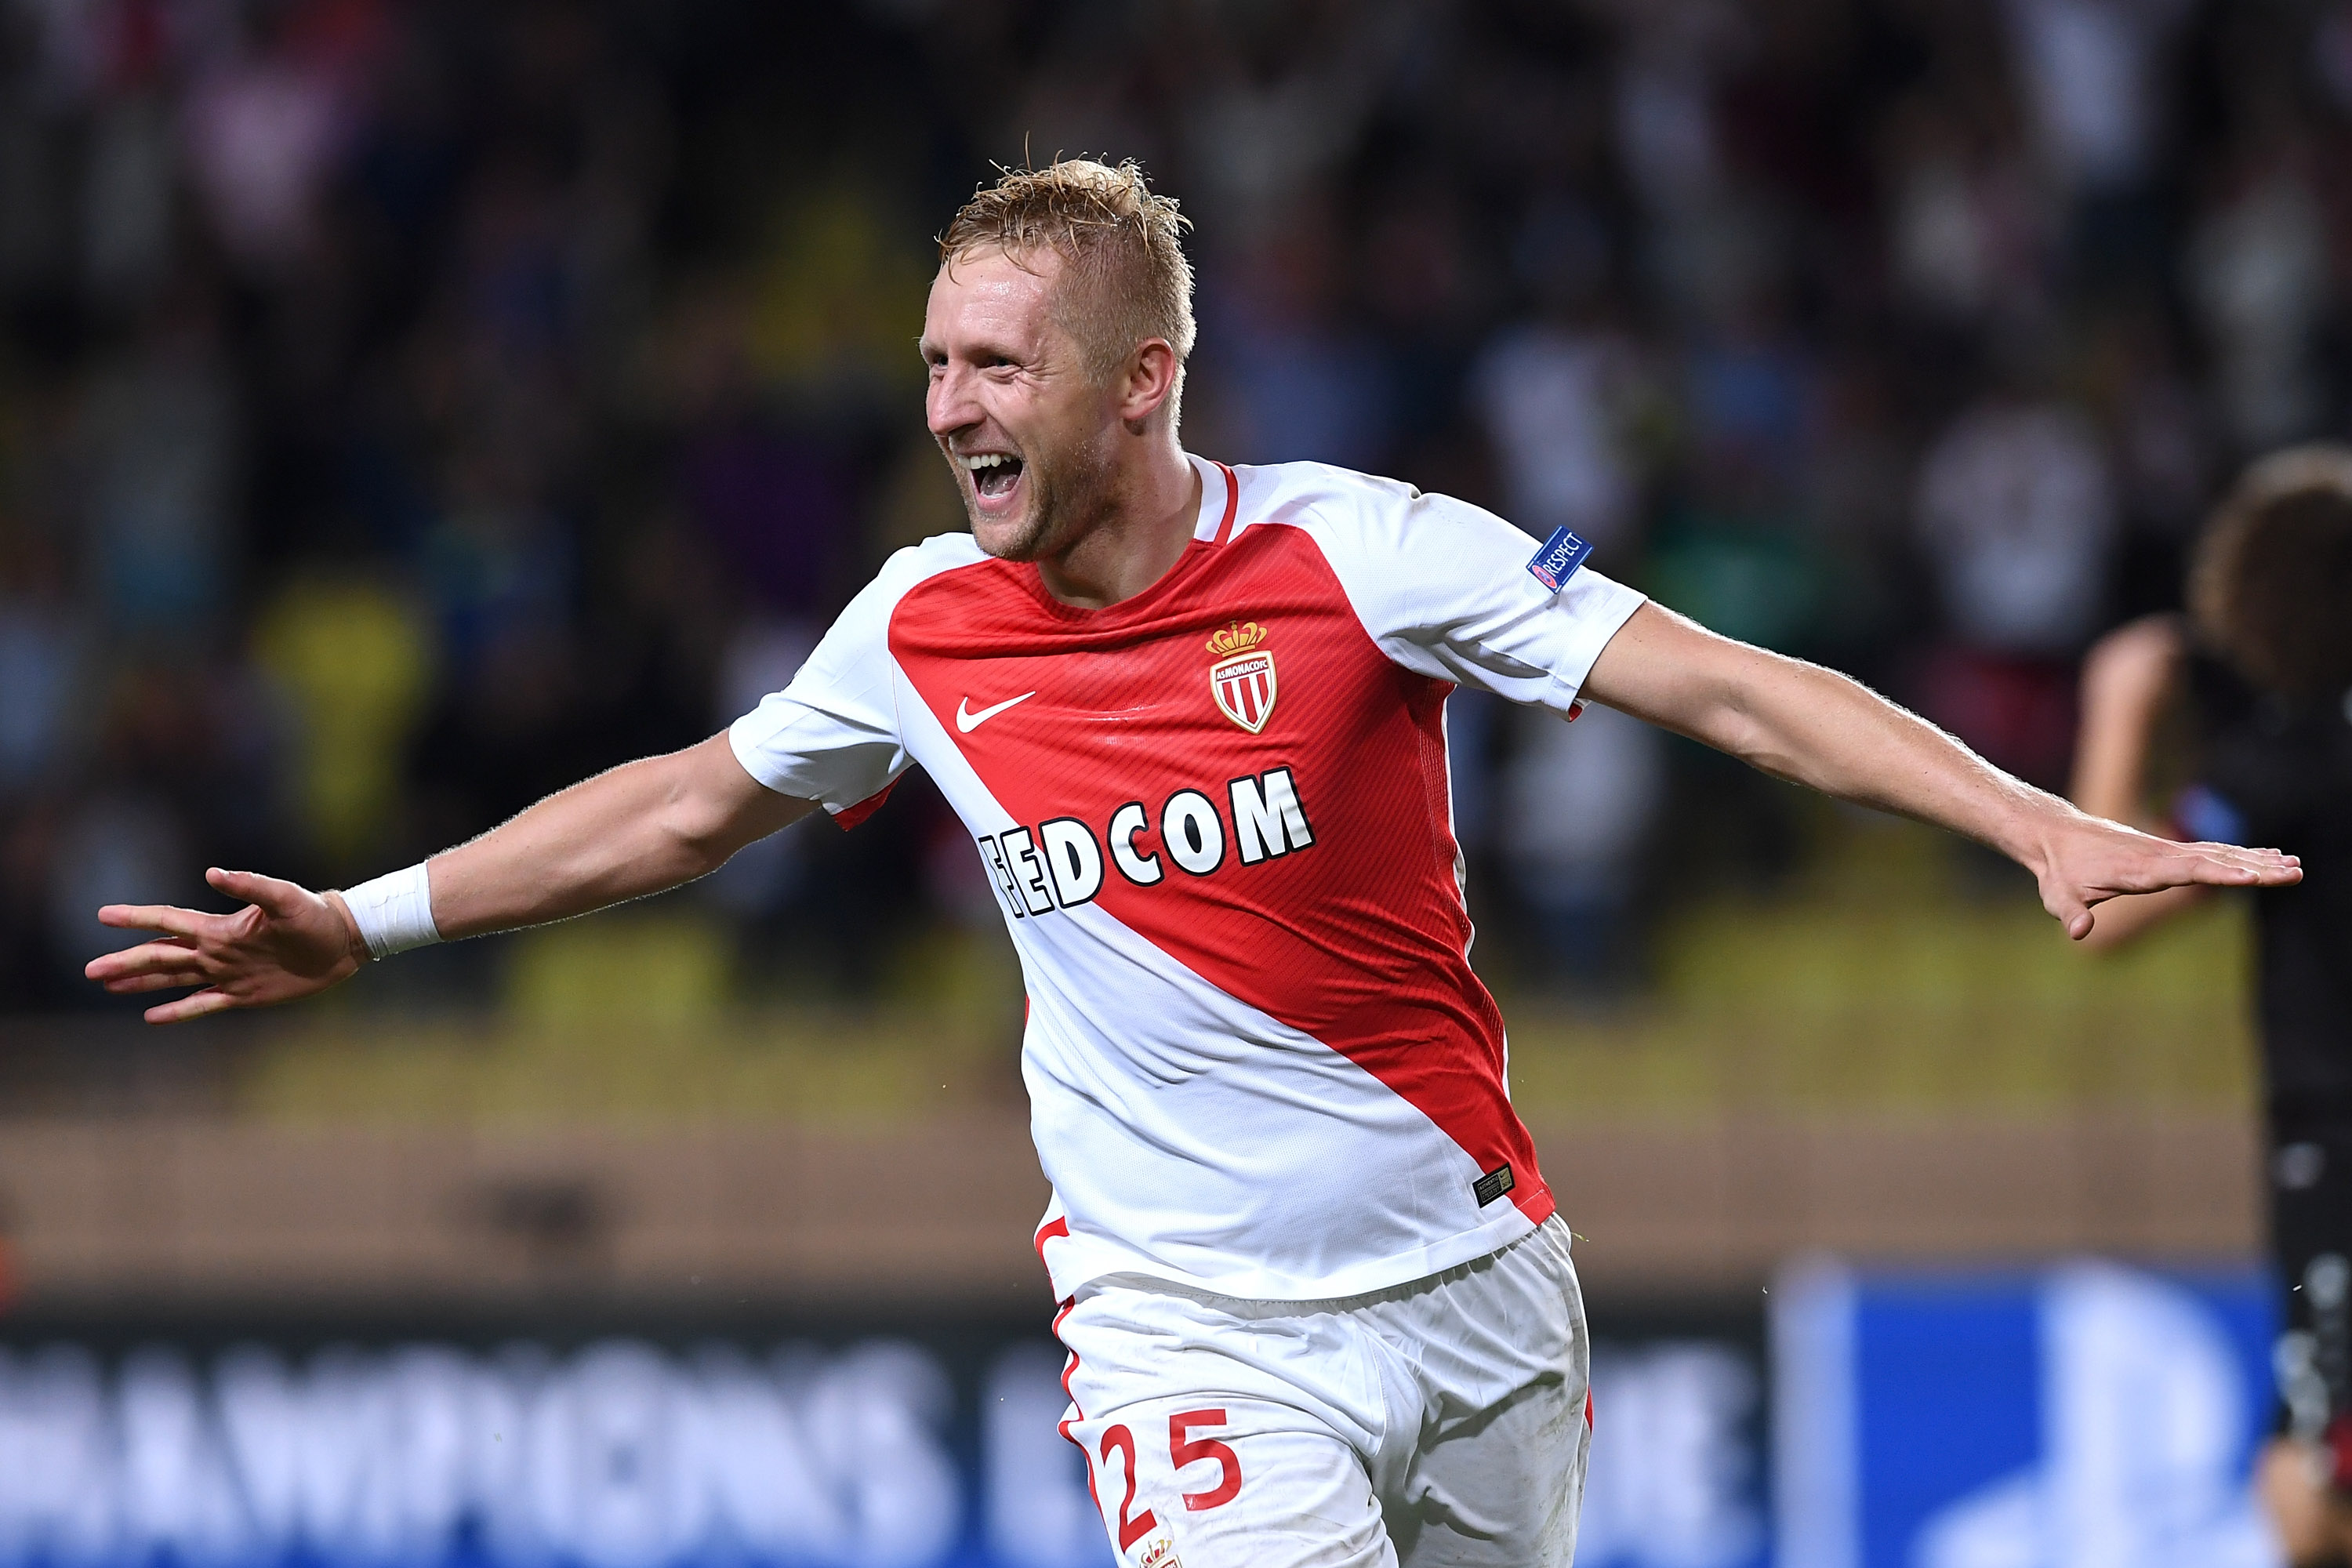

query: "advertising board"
xmin=1774 ymin=1260 xmax=2281 ymax=1568
xmin=0 ymin=1302 xmax=1767 ymax=1568
xmin=0 ymin=1259 xmax=2278 ymax=1567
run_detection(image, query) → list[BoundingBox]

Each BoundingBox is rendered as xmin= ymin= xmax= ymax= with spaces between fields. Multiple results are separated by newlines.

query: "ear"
xmin=1114 ymin=339 xmax=1181 ymax=428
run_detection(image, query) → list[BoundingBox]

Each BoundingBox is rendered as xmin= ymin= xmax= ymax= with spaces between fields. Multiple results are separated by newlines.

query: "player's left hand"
xmin=2033 ymin=812 xmax=2300 ymax=941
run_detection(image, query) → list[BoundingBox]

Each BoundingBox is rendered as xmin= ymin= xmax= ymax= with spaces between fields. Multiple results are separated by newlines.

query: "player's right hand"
xmin=83 ymin=868 xmax=368 ymax=1024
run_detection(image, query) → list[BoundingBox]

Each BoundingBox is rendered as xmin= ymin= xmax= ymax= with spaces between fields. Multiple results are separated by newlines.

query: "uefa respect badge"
xmin=1526 ymin=525 xmax=1593 ymax=592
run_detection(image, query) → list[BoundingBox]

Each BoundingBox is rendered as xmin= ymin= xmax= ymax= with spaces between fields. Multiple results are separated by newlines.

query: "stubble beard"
xmin=965 ymin=434 xmax=1120 ymax=564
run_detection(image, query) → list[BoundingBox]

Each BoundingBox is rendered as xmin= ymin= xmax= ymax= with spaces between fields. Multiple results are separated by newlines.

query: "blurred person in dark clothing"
xmin=1915 ymin=351 xmax=2117 ymax=790
xmin=1470 ymin=209 xmax=1665 ymax=980
xmin=406 ymin=622 xmax=601 ymax=856
xmin=2079 ymin=300 xmax=2217 ymax=621
xmin=34 ymin=652 xmax=283 ymax=1003
xmin=2188 ymin=137 xmax=2332 ymax=457
xmin=1197 ymin=202 xmax=1397 ymax=471
xmin=82 ymin=287 xmax=241 ymax=637
xmin=2071 ymin=445 xmax=2352 ymax=1567
xmin=0 ymin=526 xmax=85 ymax=797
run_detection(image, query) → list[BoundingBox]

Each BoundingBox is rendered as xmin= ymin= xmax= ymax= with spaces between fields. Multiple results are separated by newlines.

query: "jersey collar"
xmin=1187 ymin=453 xmax=1240 ymax=544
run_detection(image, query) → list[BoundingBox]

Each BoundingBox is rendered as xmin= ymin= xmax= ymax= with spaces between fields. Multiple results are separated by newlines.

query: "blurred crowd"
xmin=0 ymin=0 xmax=2343 ymax=1011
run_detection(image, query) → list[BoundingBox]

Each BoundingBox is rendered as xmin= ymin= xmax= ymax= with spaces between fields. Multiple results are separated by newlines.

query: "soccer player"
xmin=89 ymin=162 xmax=2298 ymax=1568
xmin=2071 ymin=445 xmax=2352 ymax=1568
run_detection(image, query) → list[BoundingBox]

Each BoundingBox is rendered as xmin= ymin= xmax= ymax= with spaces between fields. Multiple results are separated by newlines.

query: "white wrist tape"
xmin=339 ymin=863 xmax=442 ymax=960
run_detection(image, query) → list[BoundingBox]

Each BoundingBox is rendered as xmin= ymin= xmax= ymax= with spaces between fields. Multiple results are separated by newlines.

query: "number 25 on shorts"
xmin=1098 ymin=1409 xmax=1244 ymax=1549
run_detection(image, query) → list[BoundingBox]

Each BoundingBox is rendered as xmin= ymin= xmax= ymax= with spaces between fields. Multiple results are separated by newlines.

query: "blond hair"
xmin=939 ymin=159 xmax=1195 ymax=404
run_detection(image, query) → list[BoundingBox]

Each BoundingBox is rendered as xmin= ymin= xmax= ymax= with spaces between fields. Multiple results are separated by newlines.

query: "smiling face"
xmin=921 ymin=247 xmax=1127 ymax=562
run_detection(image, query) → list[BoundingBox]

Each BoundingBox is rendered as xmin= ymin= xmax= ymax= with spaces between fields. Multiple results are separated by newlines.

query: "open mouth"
xmin=960 ymin=451 xmax=1024 ymax=504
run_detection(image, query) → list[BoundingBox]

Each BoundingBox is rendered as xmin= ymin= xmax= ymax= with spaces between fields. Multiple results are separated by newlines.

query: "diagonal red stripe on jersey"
xmin=887 ymin=523 xmax=1552 ymax=1225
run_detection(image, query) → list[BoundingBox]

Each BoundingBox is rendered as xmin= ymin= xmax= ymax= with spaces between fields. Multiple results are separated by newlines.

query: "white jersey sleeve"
xmin=1249 ymin=462 xmax=1646 ymax=718
xmin=727 ymin=535 xmax=984 ymax=815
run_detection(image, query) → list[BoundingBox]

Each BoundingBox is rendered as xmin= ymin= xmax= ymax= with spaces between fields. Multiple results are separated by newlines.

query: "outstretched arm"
xmin=1578 ymin=603 xmax=2299 ymax=940
xmin=86 ymin=734 xmax=816 ymax=1023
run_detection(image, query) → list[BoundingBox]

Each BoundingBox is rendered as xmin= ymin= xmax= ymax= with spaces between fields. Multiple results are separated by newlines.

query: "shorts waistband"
xmin=1075 ymin=1214 xmax=1573 ymax=1316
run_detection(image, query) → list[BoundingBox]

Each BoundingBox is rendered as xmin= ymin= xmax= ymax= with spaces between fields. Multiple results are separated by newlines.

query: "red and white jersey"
xmin=730 ymin=456 xmax=1645 ymax=1301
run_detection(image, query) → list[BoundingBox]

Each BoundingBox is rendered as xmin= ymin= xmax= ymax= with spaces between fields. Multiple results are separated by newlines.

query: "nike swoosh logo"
xmin=956 ymin=691 xmax=1037 ymax=733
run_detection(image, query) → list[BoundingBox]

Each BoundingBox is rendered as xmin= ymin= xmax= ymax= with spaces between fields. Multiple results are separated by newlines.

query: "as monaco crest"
xmin=1206 ymin=620 xmax=1277 ymax=733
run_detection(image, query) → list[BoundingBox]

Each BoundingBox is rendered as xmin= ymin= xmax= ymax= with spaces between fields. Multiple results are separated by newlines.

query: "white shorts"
xmin=1056 ymin=1215 xmax=1592 ymax=1568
